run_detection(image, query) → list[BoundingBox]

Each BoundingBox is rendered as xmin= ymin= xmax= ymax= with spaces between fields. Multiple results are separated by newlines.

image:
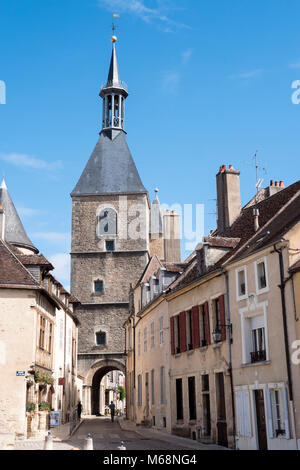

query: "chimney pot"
xmin=166 ymin=210 xmax=170 ymax=215
xmin=270 ymin=179 xmax=274 ymax=186
xmin=229 ymin=164 xmax=234 ymax=170
xmin=280 ymin=181 xmax=284 ymax=188
xmin=275 ymin=181 xmax=279 ymax=187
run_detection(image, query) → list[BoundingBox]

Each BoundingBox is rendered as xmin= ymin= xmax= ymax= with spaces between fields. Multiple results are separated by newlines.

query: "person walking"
xmin=109 ymin=401 xmax=115 ymax=422
xmin=77 ymin=401 xmax=82 ymax=420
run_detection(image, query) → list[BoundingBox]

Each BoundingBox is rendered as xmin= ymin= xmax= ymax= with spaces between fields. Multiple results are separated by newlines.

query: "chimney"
xmin=216 ymin=164 xmax=241 ymax=233
xmin=163 ymin=210 xmax=181 ymax=262
xmin=268 ymin=179 xmax=285 ymax=197
xmin=253 ymin=208 xmax=260 ymax=232
xmin=0 ymin=204 xmax=5 ymax=240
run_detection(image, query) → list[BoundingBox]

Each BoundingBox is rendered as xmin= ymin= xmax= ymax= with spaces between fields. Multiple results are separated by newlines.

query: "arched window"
xmin=98 ymin=208 xmax=117 ymax=236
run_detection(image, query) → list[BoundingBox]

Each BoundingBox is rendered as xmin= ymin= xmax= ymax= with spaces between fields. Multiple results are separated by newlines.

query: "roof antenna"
xmin=253 ymin=150 xmax=267 ymax=194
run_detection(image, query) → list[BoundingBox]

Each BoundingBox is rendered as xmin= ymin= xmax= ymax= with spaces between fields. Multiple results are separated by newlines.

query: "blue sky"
xmin=1 ymin=0 xmax=300 ymax=288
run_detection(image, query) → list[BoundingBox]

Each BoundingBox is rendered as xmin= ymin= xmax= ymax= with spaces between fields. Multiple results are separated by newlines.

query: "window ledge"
xmin=242 ymin=360 xmax=271 ymax=368
xmin=174 ymin=353 xmax=181 ymax=358
xmin=187 ymin=350 xmax=194 ymax=357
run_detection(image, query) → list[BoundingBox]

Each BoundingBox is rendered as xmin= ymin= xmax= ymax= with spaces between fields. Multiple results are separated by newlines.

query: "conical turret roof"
xmin=0 ymin=179 xmax=38 ymax=253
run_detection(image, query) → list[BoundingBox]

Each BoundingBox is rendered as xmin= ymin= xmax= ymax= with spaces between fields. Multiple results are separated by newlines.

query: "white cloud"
xmin=162 ymin=72 xmax=180 ymax=93
xmin=228 ymin=69 xmax=263 ymax=80
xmin=49 ymin=253 xmax=70 ymax=283
xmin=17 ymin=207 xmax=46 ymax=217
xmin=98 ymin=0 xmax=190 ymax=32
xmin=0 ymin=153 xmax=63 ymax=171
xmin=289 ymin=62 xmax=300 ymax=69
xmin=182 ymin=49 xmax=193 ymax=64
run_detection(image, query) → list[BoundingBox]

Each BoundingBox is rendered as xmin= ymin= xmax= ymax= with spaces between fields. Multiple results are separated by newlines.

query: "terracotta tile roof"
xmin=0 ymin=240 xmax=39 ymax=287
xmin=169 ymin=180 xmax=300 ymax=292
xmin=17 ymin=253 xmax=54 ymax=269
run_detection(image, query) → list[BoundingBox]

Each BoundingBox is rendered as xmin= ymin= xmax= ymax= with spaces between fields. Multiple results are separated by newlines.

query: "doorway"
xmin=254 ymin=389 xmax=268 ymax=450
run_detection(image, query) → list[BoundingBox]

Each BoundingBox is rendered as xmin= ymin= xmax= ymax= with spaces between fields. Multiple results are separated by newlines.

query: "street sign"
xmin=16 ymin=371 xmax=25 ymax=376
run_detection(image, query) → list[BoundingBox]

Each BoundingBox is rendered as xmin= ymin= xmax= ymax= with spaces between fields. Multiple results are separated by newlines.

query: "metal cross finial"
xmin=112 ymin=13 xmax=120 ymax=35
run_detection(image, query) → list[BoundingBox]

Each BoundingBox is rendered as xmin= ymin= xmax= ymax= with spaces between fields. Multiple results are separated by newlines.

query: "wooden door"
xmin=255 ymin=390 xmax=268 ymax=450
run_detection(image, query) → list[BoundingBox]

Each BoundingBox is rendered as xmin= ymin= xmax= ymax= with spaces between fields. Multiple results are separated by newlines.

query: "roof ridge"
xmin=223 ymin=188 xmax=300 ymax=265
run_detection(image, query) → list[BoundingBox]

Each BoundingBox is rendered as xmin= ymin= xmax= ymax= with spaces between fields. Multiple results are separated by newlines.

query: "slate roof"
xmin=0 ymin=179 xmax=38 ymax=253
xmin=0 ymin=239 xmax=39 ymax=287
xmin=71 ymin=131 xmax=147 ymax=196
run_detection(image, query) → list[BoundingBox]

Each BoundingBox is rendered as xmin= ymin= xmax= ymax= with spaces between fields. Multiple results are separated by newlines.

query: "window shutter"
xmin=282 ymin=387 xmax=290 ymax=439
xmin=179 ymin=311 xmax=187 ymax=353
xmin=204 ymin=302 xmax=211 ymax=345
xmin=192 ymin=306 xmax=200 ymax=349
xmin=219 ymin=294 xmax=226 ymax=341
xmin=265 ymin=389 xmax=274 ymax=438
xmin=170 ymin=317 xmax=175 ymax=355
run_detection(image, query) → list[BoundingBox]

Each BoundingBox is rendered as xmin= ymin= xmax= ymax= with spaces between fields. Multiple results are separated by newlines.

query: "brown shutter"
xmin=192 ymin=306 xmax=200 ymax=349
xmin=170 ymin=317 xmax=175 ymax=355
xmin=219 ymin=294 xmax=226 ymax=341
xmin=179 ymin=311 xmax=187 ymax=353
xmin=204 ymin=302 xmax=211 ymax=345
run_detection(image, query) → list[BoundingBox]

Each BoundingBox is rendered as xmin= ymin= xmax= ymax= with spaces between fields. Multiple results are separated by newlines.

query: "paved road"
xmin=66 ymin=417 xmax=200 ymax=450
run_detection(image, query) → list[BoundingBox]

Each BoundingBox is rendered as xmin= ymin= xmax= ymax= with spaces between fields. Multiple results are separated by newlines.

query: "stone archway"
xmin=84 ymin=358 xmax=125 ymax=416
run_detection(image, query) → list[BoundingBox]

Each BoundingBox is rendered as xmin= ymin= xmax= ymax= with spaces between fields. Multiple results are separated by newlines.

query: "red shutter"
xmin=170 ymin=317 xmax=175 ymax=355
xmin=192 ymin=306 xmax=200 ymax=349
xmin=204 ymin=302 xmax=211 ymax=345
xmin=179 ymin=311 xmax=187 ymax=353
xmin=219 ymin=294 xmax=226 ymax=341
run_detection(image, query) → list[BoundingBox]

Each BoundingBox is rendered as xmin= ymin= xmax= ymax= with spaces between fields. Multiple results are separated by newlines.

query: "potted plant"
xmin=38 ymin=402 xmax=51 ymax=411
xmin=26 ymin=402 xmax=36 ymax=412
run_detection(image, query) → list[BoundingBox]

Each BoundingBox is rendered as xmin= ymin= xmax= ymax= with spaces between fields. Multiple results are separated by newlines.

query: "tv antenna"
xmin=253 ymin=150 xmax=267 ymax=194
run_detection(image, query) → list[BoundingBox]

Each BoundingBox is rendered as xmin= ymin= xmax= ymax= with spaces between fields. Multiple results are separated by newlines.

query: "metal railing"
xmin=100 ymin=80 xmax=128 ymax=92
xmin=250 ymin=349 xmax=266 ymax=363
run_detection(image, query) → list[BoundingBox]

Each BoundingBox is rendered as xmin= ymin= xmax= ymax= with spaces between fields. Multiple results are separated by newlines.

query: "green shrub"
xmin=26 ymin=402 xmax=35 ymax=412
xmin=118 ymin=385 xmax=126 ymax=401
xmin=38 ymin=402 xmax=51 ymax=411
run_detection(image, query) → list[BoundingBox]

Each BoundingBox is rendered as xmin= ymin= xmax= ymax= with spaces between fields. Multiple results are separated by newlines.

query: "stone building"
xmin=70 ymin=35 xmax=180 ymax=415
xmin=0 ymin=179 xmax=79 ymax=448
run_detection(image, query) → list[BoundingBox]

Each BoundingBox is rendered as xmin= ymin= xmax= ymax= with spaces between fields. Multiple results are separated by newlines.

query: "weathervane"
xmin=111 ymin=13 xmax=120 ymax=43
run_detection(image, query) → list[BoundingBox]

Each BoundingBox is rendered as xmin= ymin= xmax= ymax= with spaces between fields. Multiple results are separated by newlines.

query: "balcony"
xmin=250 ymin=349 xmax=266 ymax=363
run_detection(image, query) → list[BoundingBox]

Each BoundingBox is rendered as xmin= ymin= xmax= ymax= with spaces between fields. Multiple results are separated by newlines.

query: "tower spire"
xmin=100 ymin=33 xmax=128 ymax=137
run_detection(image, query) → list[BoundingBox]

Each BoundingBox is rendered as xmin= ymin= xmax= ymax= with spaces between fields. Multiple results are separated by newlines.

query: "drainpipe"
xmin=224 ymin=271 xmax=236 ymax=450
xmin=273 ymin=243 xmax=297 ymax=447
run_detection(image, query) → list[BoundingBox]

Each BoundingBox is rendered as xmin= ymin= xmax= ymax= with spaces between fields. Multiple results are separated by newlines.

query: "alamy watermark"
xmin=291 ymin=340 xmax=300 ymax=365
xmin=0 ymin=80 xmax=6 ymax=104
xmin=291 ymin=80 xmax=300 ymax=104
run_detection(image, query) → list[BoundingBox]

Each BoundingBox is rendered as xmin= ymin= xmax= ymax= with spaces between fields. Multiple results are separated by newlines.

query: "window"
xmin=236 ymin=267 xmax=247 ymax=299
xmin=151 ymin=369 xmax=155 ymax=405
xmin=174 ymin=315 xmax=180 ymax=354
xmin=154 ymin=279 xmax=159 ymax=295
xmin=48 ymin=323 xmax=53 ymax=353
xmin=150 ymin=322 xmax=155 ymax=349
xmin=256 ymin=259 xmax=268 ymax=292
xmin=188 ymin=376 xmax=197 ymax=420
xmin=39 ymin=316 xmax=46 ymax=349
xmin=176 ymin=378 xmax=183 ymax=420
xmin=128 ymin=325 xmax=132 ymax=351
xmin=200 ymin=305 xmax=207 ymax=346
xmin=202 ymin=375 xmax=211 ymax=436
xmin=138 ymin=330 xmax=141 ymax=357
xmin=96 ymin=331 xmax=106 ymax=346
xmin=251 ymin=327 xmax=266 ymax=363
xmin=94 ymin=280 xmax=104 ymax=294
xmin=105 ymin=240 xmax=115 ymax=251
xmin=144 ymin=327 xmax=147 ymax=353
xmin=159 ymin=316 xmax=164 ymax=345
xmin=267 ymin=388 xmax=289 ymax=438
xmin=98 ymin=208 xmax=117 ymax=235
xmin=186 ymin=310 xmax=193 ymax=350
xmin=137 ymin=375 xmax=142 ymax=406
xmin=160 ymin=366 xmax=166 ymax=404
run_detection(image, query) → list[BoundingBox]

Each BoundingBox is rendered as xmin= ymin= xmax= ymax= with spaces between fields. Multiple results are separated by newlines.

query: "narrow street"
xmin=66 ymin=417 xmax=215 ymax=450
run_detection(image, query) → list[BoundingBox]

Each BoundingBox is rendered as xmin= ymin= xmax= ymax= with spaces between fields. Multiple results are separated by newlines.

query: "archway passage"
xmin=91 ymin=363 xmax=125 ymax=416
